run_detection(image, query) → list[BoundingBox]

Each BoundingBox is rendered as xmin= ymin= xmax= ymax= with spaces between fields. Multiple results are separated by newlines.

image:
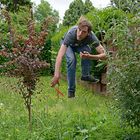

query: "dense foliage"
xmin=84 ymin=0 xmax=94 ymax=14
xmin=33 ymin=0 xmax=59 ymax=74
xmin=0 ymin=0 xmax=139 ymax=133
xmin=86 ymin=7 xmax=131 ymax=33
xmin=111 ymin=0 xmax=140 ymax=15
xmin=34 ymin=0 xmax=59 ymax=24
xmin=0 ymin=6 xmax=32 ymax=66
xmin=0 ymin=1 xmax=59 ymax=74
xmin=63 ymin=0 xmax=94 ymax=26
xmin=85 ymin=8 xmax=132 ymax=77
xmin=107 ymin=17 xmax=140 ymax=128
xmin=52 ymin=3 xmax=140 ymax=130
xmin=0 ymin=0 xmax=32 ymax=12
xmin=0 ymin=10 xmax=53 ymax=130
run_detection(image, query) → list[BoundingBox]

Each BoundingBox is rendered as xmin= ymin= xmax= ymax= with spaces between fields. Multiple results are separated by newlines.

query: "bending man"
xmin=51 ymin=17 xmax=106 ymax=98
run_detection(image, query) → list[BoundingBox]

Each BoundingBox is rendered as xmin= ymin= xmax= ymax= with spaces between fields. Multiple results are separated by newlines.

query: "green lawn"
xmin=0 ymin=76 xmax=137 ymax=140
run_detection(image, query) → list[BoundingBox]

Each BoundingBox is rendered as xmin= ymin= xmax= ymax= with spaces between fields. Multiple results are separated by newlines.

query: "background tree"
xmin=107 ymin=16 xmax=140 ymax=128
xmin=0 ymin=5 xmax=32 ymax=67
xmin=0 ymin=0 xmax=32 ymax=12
xmin=34 ymin=0 xmax=59 ymax=23
xmin=84 ymin=0 xmax=95 ymax=14
xmin=111 ymin=0 xmax=140 ymax=14
xmin=63 ymin=0 xmax=84 ymax=26
xmin=0 ymin=10 xmax=53 ymax=130
xmin=34 ymin=0 xmax=59 ymax=75
xmin=63 ymin=0 xmax=95 ymax=26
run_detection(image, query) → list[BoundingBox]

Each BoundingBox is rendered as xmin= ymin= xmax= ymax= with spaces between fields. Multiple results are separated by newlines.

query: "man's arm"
xmin=51 ymin=44 xmax=67 ymax=87
xmin=80 ymin=44 xmax=106 ymax=60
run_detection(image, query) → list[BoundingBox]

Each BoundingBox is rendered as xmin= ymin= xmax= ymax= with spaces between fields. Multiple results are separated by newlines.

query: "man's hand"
xmin=51 ymin=75 xmax=60 ymax=87
xmin=80 ymin=51 xmax=90 ymax=59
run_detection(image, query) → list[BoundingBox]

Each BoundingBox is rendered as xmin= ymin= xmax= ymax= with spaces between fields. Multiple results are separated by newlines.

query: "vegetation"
xmin=0 ymin=9 xmax=53 ymax=130
xmin=0 ymin=76 xmax=139 ymax=139
xmin=111 ymin=0 xmax=140 ymax=15
xmin=107 ymin=16 xmax=140 ymax=129
xmin=63 ymin=0 xmax=94 ymax=26
xmin=0 ymin=0 xmax=32 ymax=12
xmin=51 ymin=0 xmax=140 ymax=131
xmin=84 ymin=0 xmax=95 ymax=14
xmin=34 ymin=0 xmax=59 ymax=25
xmin=33 ymin=0 xmax=59 ymax=75
xmin=0 ymin=0 xmax=139 ymax=138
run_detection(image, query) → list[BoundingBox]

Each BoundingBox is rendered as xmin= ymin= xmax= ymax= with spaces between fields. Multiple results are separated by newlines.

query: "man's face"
xmin=77 ymin=26 xmax=89 ymax=41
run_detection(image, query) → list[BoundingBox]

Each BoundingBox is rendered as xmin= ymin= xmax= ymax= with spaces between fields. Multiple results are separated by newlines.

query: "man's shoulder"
xmin=63 ymin=26 xmax=77 ymax=46
xmin=87 ymin=31 xmax=98 ymax=40
xmin=88 ymin=31 xmax=100 ymax=47
xmin=65 ymin=26 xmax=77 ymax=39
xmin=89 ymin=31 xmax=96 ymax=37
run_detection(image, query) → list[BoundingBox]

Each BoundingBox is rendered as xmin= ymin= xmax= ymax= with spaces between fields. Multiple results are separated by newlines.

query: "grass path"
xmin=0 ymin=76 xmax=135 ymax=140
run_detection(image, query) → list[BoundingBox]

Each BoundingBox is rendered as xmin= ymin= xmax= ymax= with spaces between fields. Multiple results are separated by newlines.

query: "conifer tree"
xmin=84 ymin=0 xmax=95 ymax=14
xmin=63 ymin=0 xmax=84 ymax=26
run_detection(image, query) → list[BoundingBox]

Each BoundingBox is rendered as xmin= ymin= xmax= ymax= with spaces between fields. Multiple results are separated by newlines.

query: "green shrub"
xmin=86 ymin=7 xmax=130 ymax=33
xmin=108 ymin=49 xmax=140 ymax=128
xmin=85 ymin=8 xmax=131 ymax=78
xmin=40 ymin=38 xmax=53 ymax=75
xmin=108 ymin=17 xmax=140 ymax=128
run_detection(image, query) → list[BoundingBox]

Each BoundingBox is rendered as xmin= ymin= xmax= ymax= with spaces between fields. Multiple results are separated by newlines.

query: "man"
xmin=51 ymin=17 xmax=106 ymax=98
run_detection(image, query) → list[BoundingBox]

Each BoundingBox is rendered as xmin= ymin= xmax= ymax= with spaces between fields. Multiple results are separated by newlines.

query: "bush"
xmin=108 ymin=49 xmax=140 ymax=128
xmin=86 ymin=7 xmax=130 ymax=33
xmin=108 ymin=17 xmax=140 ymax=128
xmin=40 ymin=38 xmax=53 ymax=75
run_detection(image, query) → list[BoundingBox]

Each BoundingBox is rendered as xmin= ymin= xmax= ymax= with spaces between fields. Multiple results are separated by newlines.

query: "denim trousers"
xmin=65 ymin=45 xmax=91 ymax=96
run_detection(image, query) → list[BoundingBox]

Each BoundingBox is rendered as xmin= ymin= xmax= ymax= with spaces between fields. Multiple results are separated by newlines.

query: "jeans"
xmin=65 ymin=45 xmax=91 ymax=96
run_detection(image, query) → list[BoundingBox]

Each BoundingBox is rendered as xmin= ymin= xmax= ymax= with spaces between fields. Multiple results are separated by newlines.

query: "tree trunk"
xmin=27 ymin=93 xmax=32 ymax=131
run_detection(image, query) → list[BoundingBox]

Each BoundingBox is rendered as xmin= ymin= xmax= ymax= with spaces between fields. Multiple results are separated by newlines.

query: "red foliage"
xmin=0 ymin=10 xmax=51 ymax=89
xmin=0 ymin=10 xmax=54 ymax=128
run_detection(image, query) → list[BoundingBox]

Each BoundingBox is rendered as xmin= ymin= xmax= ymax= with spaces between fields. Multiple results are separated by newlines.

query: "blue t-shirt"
xmin=63 ymin=26 xmax=100 ymax=48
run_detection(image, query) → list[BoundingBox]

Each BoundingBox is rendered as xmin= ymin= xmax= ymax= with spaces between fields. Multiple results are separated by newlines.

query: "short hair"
xmin=77 ymin=16 xmax=92 ymax=32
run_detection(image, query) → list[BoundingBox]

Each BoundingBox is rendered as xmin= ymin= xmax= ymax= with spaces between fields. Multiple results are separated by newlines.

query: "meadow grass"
xmin=0 ymin=76 xmax=137 ymax=140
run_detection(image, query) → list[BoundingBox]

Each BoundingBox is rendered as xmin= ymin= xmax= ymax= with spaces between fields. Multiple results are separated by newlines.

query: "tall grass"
xmin=0 ymin=76 xmax=138 ymax=140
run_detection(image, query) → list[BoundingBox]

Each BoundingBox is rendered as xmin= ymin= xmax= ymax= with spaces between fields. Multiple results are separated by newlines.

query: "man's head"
xmin=77 ymin=16 xmax=92 ymax=41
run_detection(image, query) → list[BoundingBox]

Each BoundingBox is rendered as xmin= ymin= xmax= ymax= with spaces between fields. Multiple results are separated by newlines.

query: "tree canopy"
xmin=111 ymin=0 xmax=140 ymax=14
xmin=34 ymin=0 xmax=59 ymax=22
xmin=0 ymin=0 xmax=32 ymax=12
xmin=63 ymin=0 xmax=94 ymax=26
xmin=33 ymin=0 xmax=59 ymax=34
xmin=84 ymin=0 xmax=95 ymax=14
